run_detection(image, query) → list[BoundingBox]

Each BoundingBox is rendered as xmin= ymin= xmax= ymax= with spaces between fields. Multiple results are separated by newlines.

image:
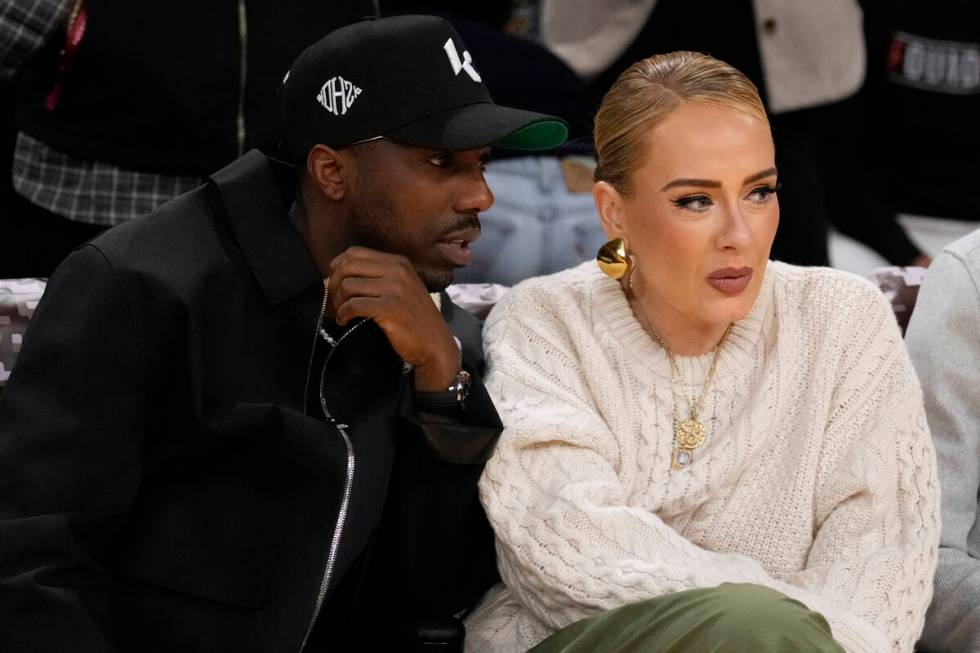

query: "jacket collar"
xmin=208 ymin=149 xmax=322 ymax=306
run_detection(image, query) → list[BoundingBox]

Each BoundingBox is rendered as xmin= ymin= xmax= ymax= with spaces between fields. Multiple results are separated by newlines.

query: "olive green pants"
xmin=530 ymin=583 xmax=845 ymax=653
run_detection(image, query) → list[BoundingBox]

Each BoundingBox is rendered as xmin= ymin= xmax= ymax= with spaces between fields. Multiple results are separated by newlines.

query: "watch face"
xmin=455 ymin=369 xmax=472 ymax=405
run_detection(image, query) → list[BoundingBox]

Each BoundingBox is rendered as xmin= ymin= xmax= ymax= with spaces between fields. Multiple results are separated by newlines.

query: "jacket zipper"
xmin=236 ymin=0 xmax=248 ymax=156
xmin=300 ymin=289 xmax=367 ymax=650
xmin=302 ymin=288 xmax=328 ymax=415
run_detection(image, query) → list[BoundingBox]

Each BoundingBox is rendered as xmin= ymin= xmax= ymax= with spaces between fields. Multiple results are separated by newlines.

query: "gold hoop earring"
xmin=597 ymin=238 xmax=630 ymax=280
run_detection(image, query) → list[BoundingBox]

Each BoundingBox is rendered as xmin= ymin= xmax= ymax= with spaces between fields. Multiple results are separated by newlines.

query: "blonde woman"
xmin=464 ymin=52 xmax=939 ymax=653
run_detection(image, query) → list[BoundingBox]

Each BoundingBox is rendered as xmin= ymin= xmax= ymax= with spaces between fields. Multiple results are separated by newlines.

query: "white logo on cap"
xmin=443 ymin=38 xmax=481 ymax=82
xmin=316 ymin=76 xmax=362 ymax=116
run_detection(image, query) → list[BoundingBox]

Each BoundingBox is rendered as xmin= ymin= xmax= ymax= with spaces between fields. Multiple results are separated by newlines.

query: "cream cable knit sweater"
xmin=464 ymin=261 xmax=939 ymax=653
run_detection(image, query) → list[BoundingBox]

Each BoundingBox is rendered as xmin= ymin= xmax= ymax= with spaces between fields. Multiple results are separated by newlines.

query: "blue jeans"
xmin=457 ymin=157 xmax=605 ymax=286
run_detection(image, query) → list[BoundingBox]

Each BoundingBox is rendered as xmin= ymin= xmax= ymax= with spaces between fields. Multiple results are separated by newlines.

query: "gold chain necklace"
xmin=631 ymin=298 xmax=733 ymax=470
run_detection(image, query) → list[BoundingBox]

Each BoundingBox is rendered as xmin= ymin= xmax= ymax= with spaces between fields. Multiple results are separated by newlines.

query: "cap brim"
xmin=384 ymin=103 xmax=568 ymax=152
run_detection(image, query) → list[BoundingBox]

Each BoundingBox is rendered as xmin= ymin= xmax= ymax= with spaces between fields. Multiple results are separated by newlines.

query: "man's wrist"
xmin=411 ymin=344 xmax=461 ymax=391
xmin=413 ymin=369 xmax=471 ymax=415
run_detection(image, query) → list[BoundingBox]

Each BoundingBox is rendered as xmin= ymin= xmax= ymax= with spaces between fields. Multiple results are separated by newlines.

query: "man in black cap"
xmin=0 ymin=15 xmax=567 ymax=652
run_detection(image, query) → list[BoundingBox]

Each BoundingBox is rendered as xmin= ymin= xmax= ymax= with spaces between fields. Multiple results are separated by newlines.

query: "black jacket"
xmin=17 ymin=0 xmax=375 ymax=176
xmin=0 ymin=150 xmax=502 ymax=652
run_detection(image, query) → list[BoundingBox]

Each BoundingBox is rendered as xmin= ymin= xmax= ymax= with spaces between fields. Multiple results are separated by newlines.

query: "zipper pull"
xmin=319 ymin=327 xmax=336 ymax=346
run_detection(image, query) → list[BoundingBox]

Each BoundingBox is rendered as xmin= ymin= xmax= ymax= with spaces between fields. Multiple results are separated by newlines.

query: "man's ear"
xmin=593 ymin=180 xmax=629 ymax=240
xmin=306 ymin=144 xmax=350 ymax=201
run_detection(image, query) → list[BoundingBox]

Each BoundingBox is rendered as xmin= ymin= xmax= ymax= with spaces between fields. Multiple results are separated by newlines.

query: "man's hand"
xmin=327 ymin=247 xmax=460 ymax=391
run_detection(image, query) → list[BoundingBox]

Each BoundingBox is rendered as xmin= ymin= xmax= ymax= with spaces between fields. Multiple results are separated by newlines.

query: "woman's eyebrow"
xmin=660 ymin=166 xmax=779 ymax=191
xmin=660 ymin=178 xmax=721 ymax=191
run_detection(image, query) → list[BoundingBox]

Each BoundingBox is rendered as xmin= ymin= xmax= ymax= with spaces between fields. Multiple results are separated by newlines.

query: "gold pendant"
xmin=671 ymin=417 xmax=707 ymax=470
xmin=675 ymin=418 xmax=706 ymax=450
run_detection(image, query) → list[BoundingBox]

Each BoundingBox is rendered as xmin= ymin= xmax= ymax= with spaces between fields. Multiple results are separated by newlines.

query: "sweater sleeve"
xmin=780 ymin=280 xmax=940 ymax=653
xmin=906 ymin=251 xmax=980 ymax=653
xmin=478 ymin=285 xmax=890 ymax=653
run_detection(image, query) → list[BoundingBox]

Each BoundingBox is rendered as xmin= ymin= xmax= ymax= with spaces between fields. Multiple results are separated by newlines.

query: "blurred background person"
xmin=0 ymin=0 xmax=376 ymax=278
xmin=839 ymin=0 xmax=980 ymax=273
xmin=906 ymin=227 xmax=980 ymax=653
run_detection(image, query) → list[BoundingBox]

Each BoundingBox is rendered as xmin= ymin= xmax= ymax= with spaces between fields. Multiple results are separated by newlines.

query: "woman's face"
xmin=597 ymin=101 xmax=779 ymax=332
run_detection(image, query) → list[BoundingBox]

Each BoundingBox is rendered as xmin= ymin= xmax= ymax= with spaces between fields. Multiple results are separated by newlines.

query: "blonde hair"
xmin=594 ymin=51 xmax=768 ymax=194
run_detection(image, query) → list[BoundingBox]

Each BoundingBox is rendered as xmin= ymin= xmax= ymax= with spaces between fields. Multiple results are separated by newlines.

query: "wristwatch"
xmin=414 ymin=369 xmax=472 ymax=415
xmin=447 ymin=369 xmax=472 ymax=412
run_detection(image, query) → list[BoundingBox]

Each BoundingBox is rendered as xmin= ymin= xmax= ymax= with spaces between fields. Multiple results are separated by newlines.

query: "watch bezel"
xmin=449 ymin=369 xmax=472 ymax=408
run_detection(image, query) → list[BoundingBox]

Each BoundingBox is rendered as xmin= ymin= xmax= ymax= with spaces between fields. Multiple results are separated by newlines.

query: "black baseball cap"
xmin=279 ymin=15 xmax=569 ymax=161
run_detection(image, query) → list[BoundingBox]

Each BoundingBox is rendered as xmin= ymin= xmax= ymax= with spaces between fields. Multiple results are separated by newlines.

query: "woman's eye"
xmin=672 ymin=195 xmax=713 ymax=212
xmin=748 ymin=183 xmax=780 ymax=203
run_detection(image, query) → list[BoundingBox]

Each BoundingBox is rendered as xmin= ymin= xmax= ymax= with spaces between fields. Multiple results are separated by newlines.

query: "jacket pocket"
xmin=115 ymin=404 xmax=309 ymax=609
xmin=115 ymin=487 xmax=286 ymax=609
